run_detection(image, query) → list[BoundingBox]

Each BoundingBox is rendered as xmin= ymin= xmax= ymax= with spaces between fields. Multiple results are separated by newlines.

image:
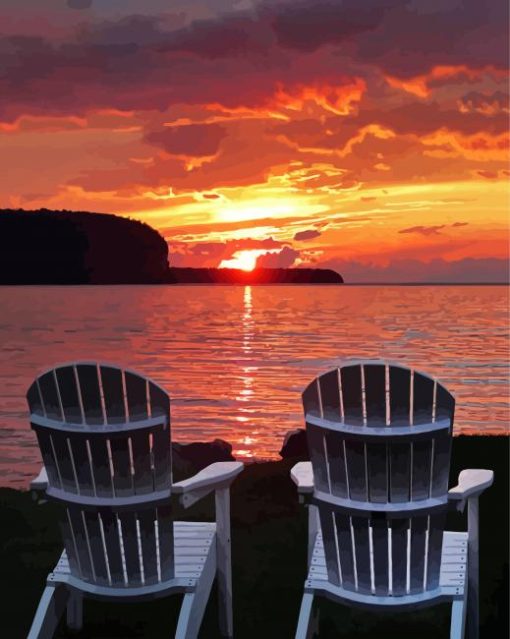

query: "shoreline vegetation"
xmin=2 ymin=434 xmax=507 ymax=638
xmin=0 ymin=209 xmax=343 ymax=285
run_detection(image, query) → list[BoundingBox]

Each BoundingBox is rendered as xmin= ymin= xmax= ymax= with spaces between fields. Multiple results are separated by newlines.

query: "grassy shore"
xmin=1 ymin=435 xmax=508 ymax=638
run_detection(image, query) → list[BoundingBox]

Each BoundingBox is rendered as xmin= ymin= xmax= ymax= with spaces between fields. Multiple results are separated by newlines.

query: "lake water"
xmin=0 ymin=285 xmax=508 ymax=487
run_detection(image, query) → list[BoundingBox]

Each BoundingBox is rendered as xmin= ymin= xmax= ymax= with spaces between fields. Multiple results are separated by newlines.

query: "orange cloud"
xmin=272 ymin=78 xmax=366 ymax=115
xmin=422 ymin=129 xmax=509 ymax=161
xmin=385 ymin=65 xmax=505 ymax=98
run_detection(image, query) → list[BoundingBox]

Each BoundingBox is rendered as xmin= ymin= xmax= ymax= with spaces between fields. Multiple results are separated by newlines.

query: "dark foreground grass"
xmin=1 ymin=436 xmax=508 ymax=638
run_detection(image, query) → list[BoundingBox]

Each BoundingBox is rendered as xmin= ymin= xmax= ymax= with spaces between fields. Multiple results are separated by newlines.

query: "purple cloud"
xmin=145 ymin=124 xmax=227 ymax=157
xmin=294 ymin=229 xmax=321 ymax=241
xmin=256 ymin=246 xmax=299 ymax=268
xmin=324 ymin=257 xmax=509 ymax=283
xmin=399 ymin=225 xmax=446 ymax=236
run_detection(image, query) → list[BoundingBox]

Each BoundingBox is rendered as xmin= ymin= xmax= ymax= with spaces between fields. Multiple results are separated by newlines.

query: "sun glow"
xmin=219 ymin=249 xmax=277 ymax=271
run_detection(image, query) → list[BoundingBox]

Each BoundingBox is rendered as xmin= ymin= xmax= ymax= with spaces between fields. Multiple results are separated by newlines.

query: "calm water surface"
xmin=0 ymin=285 xmax=508 ymax=487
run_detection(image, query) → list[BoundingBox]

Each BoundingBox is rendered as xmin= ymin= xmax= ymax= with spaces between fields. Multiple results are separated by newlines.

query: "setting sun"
xmin=219 ymin=249 xmax=277 ymax=271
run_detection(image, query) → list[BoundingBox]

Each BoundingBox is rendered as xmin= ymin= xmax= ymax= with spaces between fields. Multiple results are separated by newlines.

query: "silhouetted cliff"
xmin=0 ymin=209 xmax=343 ymax=285
xmin=168 ymin=267 xmax=343 ymax=284
xmin=0 ymin=209 xmax=169 ymax=284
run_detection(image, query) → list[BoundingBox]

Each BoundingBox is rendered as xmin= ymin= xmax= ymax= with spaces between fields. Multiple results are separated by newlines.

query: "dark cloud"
xmin=458 ymin=91 xmax=509 ymax=115
xmin=451 ymin=222 xmax=469 ymax=227
xmin=145 ymin=124 xmax=227 ymax=157
xmin=270 ymin=0 xmax=404 ymax=52
xmin=0 ymin=0 xmax=507 ymax=123
xmin=399 ymin=225 xmax=445 ymax=236
xmin=256 ymin=246 xmax=299 ymax=268
xmin=294 ymin=229 xmax=321 ymax=241
xmin=477 ymin=170 xmax=499 ymax=179
xmin=67 ymin=0 xmax=92 ymax=9
xmin=324 ymin=257 xmax=509 ymax=283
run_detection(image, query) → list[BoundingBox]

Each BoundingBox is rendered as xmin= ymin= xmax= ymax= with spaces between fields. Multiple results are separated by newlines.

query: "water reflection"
xmin=235 ymin=286 xmax=257 ymax=458
xmin=0 ymin=284 xmax=508 ymax=487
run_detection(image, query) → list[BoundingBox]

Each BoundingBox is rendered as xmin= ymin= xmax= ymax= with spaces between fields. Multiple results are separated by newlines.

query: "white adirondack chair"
xmin=26 ymin=362 xmax=243 ymax=639
xmin=291 ymin=361 xmax=493 ymax=639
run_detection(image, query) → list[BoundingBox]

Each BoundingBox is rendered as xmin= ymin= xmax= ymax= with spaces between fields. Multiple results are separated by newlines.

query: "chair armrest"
xmin=291 ymin=461 xmax=314 ymax=495
xmin=448 ymin=469 xmax=494 ymax=500
xmin=173 ymin=462 xmax=243 ymax=508
xmin=31 ymin=466 xmax=48 ymax=492
xmin=448 ymin=469 xmax=494 ymax=511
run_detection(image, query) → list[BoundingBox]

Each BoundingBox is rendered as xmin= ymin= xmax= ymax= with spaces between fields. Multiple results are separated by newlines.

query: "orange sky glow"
xmin=1 ymin=0 xmax=508 ymax=282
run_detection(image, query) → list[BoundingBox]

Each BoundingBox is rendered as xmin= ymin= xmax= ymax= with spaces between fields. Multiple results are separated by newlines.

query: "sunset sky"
xmin=1 ymin=0 xmax=508 ymax=281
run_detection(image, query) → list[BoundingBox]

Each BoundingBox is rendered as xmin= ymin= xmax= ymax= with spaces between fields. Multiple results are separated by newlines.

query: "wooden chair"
xmin=26 ymin=362 xmax=243 ymax=639
xmin=291 ymin=361 xmax=493 ymax=639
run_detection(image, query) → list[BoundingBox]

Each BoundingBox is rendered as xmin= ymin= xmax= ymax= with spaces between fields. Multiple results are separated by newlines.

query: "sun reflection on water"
xmin=234 ymin=286 xmax=257 ymax=456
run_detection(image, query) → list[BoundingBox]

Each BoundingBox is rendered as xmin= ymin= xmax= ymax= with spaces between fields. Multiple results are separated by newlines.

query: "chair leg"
xmin=216 ymin=487 xmax=233 ymax=637
xmin=175 ymin=546 xmax=216 ymax=639
xmin=450 ymin=595 xmax=468 ymax=639
xmin=66 ymin=590 xmax=83 ymax=631
xmin=27 ymin=584 xmax=69 ymax=639
xmin=295 ymin=592 xmax=315 ymax=639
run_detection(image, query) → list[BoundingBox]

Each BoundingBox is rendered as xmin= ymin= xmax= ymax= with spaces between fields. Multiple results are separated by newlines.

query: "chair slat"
xmin=149 ymin=382 xmax=170 ymax=420
xmin=389 ymin=366 xmax=411 ymax=425
xmin=389 ymin=442 xmax=411 ymax=503
xmin=60 ymin=508 xmax=82 ymax=577
xmin=426 ymin=513 xmax=445 ymax=590
xmin=371 ymin=517 xmax=389 ymax=595
xmin=325 ymin=431 xmax=348 ymax=498
xmin=344 ymin=439 xmax=367 ymax=500
xmin=139 ymin=509 xmax=159 ymax=585
xmin=318 ymin=509 xmax=341 ymax=586
xmin=390 ymin=518 xmax=408 ymax=595
xmin=152 ymin=425 xmax=171 ymax=491
xmin=364 ymin=364 xmax=386 ymax=425
xmin=409 ymin=516 xmax=427 ymax=593
xmin=307 ymin=423 xmax=330 ymax=493
xmin=67 ymin=507 xmax=94 ymax=582
xmin=413 ymin=373 xmax=434 ymax=425
xmin=158 ymin=506 xmax=175 ymax=581
xmin=34 ymin=430 xmax=60 ymax=488
xmin=110 ymin=437 xmax=134 ymax=496
xmin=88 ymin=437 xmax=113 ymax=496
xmin=51 ymin=433 xmax=78 ymax=493
xmin=431 ymin=432 xmax=452 ymax=497
xmin=27 ymin=382 xmax=44 ymax=416
xmin=55 ymin=366 xmax=82 ymax=423
xmin=367 ymin=442 xmax=388 ymax=503
xmin=435 ymin=383 xmax=455 ymax=423
xmin=131 ymin=431 xmax=154 ymax=494
xmin=100 ymin=511 xmax=125 ymax=585
xmin=38 ymin=371 xmax=63 ymax=420
xmin=341 ymin=365 xmax=363 ymax=425
xmin=83 ymin=511 xmax=109 ymax=585
xmin=99 ymin=365 xmax=126 ymax=424
xmin=119 ymin=511 xmax=142 ymax=585
xmin=411 ymin=440 xmax=433 ymax=500
xmin=302 ymin=379 xmax=321 ymax=417
xmin=335 ymin=512 xmax=356 ymax=590
xmin=125 ymin=371 xmax=149 ymax=421
xmin=319 ymin=370 xmax=341 ymax=420
xmin=76 ymin=364 xmax=104 ymax=425
xmin=68 ymin=436 xmax=95 ymax=496
xmin=352 ymin=516 xmax=371 ymax=593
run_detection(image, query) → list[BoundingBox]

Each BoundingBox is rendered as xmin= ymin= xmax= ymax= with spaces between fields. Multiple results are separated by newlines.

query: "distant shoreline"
xmin=0 ymin=282 xmax=506 ymax=287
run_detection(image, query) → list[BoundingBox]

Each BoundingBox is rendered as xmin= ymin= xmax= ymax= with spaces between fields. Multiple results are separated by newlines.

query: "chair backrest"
xmin=27 ymin=362 xmax=174 ymax=588
xmin=302 ymin=361 xmax=455 ymax=597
